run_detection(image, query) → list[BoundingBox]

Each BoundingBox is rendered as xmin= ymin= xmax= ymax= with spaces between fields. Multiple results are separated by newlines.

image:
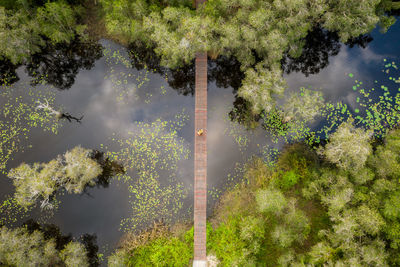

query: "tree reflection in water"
xmin=0 ymin=59 xmax=19 ymax=85
xmin=281 ymin=26 xmax=373 ymax=77
xmin=0 ymin=38 xmax=102 ymax=89
xmin=27 ymin=37 xmax=103 ymax=90
xmin=128 ymin=42 xmax=244 ymax=96
xmin=0 ymin=25 xmax=374 ymax=118
xmin=84 ymin=150 xmax=125 ymax=192
xmin=0 ymin=27 xmax=374 ymax=121
xmin=24 ymin=219 xmax=73 ymax=250
xmin=128 ymin=27 xmax=372 ymax=127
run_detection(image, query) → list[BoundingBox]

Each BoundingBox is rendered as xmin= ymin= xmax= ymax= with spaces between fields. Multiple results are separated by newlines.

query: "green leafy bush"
xmin=276 ymin=143 xmax=318 ymax=182
xmin=110 ymin=223 xmax=195 ymax=267
xmin=209 ymin=217 xmax=245 ymax=266
xmin=128 ymin=237 xmax=192 ymax=267
xmin=209 ymin=216 xmax=265 ymax=266
xmin=256 ymin=188 xmax=287 ymax=215
xmin=383 ymin=191 xmax=400 ymax=220
xmin=319 ymin=119 xmax=372 ymax=171
xmin=276 ymin=170 xmax=300 ymax=190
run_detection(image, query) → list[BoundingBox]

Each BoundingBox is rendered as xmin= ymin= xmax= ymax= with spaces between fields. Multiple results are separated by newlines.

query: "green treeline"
xmin=0 ymin=219 xmax=100 ymax=267
xmin=0 ymin=0 xmax=87 ymax=64
xmin=100 ymin=0 xmax=400 ymax=113
xmin=0 ymin=223 xmax=89 ymax=267
xmin=2 ymin=0 xmax=400 ymax=113
xmin=109 ymin=123 xmax=400 ymax=266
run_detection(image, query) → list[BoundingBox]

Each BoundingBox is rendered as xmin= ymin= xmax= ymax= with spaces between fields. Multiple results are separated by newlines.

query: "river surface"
xmin=1 ymin=20 xmax=400 ymax=263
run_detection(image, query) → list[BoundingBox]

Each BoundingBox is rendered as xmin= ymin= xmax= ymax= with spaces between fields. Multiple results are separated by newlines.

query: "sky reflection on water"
xmin=1 ymin=20 xmax=400 ymax=262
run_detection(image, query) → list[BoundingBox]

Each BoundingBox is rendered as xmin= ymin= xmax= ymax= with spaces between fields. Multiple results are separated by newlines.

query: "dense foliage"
xmin=0 ymin=0 xmax=87 ymax=64
xmin=108 ymin=123 xmax=400 ymax=266
xmin=108 ymin=222 xmax=194 ymax=266
xmin=100 ymin=0 xmax=400 ymax=113
xmin=211 ymin=124 xmax=400 ymax=266
xmin=0 ymin=224 xmax=90 ymax=267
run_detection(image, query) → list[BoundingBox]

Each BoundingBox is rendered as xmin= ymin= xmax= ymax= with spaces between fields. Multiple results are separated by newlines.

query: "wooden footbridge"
xmin=193 ymin=51 xmax=207 ymax=266
xmin=193 ymin=1 xmax=207 ymax=266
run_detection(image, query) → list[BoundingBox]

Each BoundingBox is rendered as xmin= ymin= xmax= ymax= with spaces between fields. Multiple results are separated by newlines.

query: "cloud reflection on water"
xmin=1 ymin=22 xmax=400 ymax=263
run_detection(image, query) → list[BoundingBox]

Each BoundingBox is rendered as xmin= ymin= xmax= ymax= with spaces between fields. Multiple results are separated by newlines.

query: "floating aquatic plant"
xmin=105 ymin=111 xmax=190 ymax=231
xmin=262 ymin=59 xmax=400 ymax=146
xmin=0 ymin=79 xmax=61 ymax=174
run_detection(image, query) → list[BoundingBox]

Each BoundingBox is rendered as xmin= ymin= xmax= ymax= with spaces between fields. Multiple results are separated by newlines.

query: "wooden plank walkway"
xmin=193 ymin=52 xmax=207 ymax=264
xmin=194 ymin=1 xmax=207 ymax=265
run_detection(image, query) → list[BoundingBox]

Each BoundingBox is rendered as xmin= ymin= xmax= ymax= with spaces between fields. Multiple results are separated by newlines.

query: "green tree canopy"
xmin=108 ymin=126 xmax=400 ymax=265
xmin=0 ymin=225 xmax=89 ymax=267
xmin=8 ymin=146 xmax=103 ymax=209
xmin=101 ymin=0 xmax=399 ymax=113
xmin=0 ymin=1 xmax=87 ymax=64
xmin=318 ymin=119 xmax=373 ymax=171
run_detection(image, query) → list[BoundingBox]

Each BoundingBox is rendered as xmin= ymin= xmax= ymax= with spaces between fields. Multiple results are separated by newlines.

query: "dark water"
xmin=1 ymin=20 xmax=400 ymax=264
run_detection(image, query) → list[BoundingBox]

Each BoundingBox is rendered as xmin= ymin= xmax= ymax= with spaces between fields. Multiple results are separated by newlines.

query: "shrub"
xmin=115 ymin=222 xmax=194 ymax=267
xmin=272 ymin=225 xmax=296 ymax=248
xmin=276 ymin=170 xmax=300 ymax=190
xmin=108 ymin=250 xmax=129 ymax=267
xmin=212 ymin=185 xmax=255 ymax=224
xmin=271 ymin=201 xmax=310 ymax=248
xmin=349 ymin=167 xmax=375 ymax=185
xmin=277 ymin=143 xmax=318 ymax=177
xmin=243 ymin=157 xmax=273 ymax=189
xmin=354 ymin=205 xmax=385 ymax=236
xmin=209 ymin=215 xmax=266 ymax=266
xmin=239 ymin=216 xmax=266 ymax=260
xmin=256 ymin=188 xmax=287 ymax=215
xmin=368 ymin=145 xmax=400 ymax=180
xmin=319 ymin=119 xmax=372 ymax=171
xmin=383 ymin=191 xmax=400 ymax=220
xmin=129 ymin=237 xmax=192 ymax=267
xmin=60 ymin=242 xmax=89 ymax=267
xmin=209 ymin=217 xmax=245 ymax=266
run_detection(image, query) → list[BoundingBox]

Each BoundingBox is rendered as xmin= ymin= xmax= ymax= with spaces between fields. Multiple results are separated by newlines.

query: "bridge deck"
xmin=194 ymin=0 xmax=208 ymax=263
xmin=193 ymin=51 xmax=207 ymax=262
